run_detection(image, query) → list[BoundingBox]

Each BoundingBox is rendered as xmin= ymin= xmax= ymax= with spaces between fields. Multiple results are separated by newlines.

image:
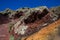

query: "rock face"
xmin=22 ymin=19 xmax=60 ymax=40
xmin=0 ymin=6 xmax=60 ymax=40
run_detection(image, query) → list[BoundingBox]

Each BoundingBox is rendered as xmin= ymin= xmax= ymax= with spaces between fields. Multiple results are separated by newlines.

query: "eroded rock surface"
xmin=0 ymin=6 xmax=60 ymax=40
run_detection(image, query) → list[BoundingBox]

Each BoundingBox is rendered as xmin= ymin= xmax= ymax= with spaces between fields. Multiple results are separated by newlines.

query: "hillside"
xmin=0 ymin=6 xmax=60 ymax=40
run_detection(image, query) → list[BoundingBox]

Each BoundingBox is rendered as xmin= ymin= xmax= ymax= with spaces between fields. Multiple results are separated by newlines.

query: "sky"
xmin=0 ymin=0 xmax=60 ymax=11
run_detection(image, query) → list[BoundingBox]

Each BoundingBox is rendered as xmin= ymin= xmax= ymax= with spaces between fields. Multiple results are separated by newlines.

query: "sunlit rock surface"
xmin=0 ymin=6 xmax=60 ymax=40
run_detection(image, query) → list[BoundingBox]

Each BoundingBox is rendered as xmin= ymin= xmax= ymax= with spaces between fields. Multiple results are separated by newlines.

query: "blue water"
xmin=0 ymin=0 xmax=60 ymax=11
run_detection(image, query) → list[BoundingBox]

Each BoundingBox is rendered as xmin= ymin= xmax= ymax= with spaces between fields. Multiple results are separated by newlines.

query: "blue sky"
xmin=0 ymin=0 xmax=60 ymax=11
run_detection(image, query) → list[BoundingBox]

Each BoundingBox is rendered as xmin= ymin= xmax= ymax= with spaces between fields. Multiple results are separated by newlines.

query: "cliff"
xmin=0 ymin=6 xmax=60 ymax=40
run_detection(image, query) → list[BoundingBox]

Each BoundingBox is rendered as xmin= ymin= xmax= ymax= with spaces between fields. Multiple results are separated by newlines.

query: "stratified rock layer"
xmin=21 ymin=19 xmax=60 ymax=40
xmin=0 ymin=6 xmax=60 ymax=40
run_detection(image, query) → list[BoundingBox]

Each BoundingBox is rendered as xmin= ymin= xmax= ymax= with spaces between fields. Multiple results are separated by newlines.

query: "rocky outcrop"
xmin=0 ymin=6 xmax=60 ymax=40
xmin=22 ymin=19 xmax=60 ymax=40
